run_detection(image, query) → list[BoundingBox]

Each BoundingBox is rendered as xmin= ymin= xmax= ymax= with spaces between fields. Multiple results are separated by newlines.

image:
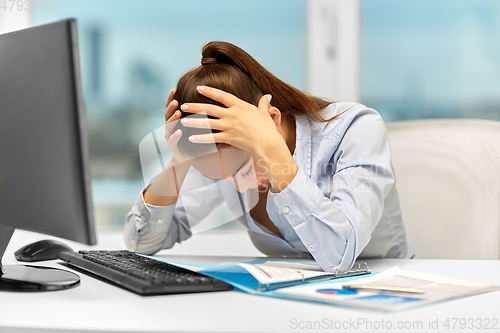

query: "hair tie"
xmin=201 ymin=57 xmax=217 ymax=65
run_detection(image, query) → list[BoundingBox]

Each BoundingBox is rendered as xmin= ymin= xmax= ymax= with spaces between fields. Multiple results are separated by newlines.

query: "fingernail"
xmin=266 ymin=94 xmax=272 ymax=102
xmin=176 ymin=129 xmax=181 ymax=136
xmin=181 ymin=119 xmax=188 ymax=125
xmin=180 ymin=104 xmax=188 ymax=111
xmin=169 ymin=100 xmax=175 ymax=107
xmin=189 ymin=136 xmax=196 ymax=142
xmin=196 ymin=86 xmax=205 ymax=92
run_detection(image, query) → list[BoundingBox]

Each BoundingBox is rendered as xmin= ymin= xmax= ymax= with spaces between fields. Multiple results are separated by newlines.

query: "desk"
xmin=1 ymin=229 xmax=499 ymax=333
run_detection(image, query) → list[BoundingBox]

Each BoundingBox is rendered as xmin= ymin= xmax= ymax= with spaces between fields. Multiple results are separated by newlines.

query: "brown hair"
xmin=174 ymin=41 xmax=334 ymax=157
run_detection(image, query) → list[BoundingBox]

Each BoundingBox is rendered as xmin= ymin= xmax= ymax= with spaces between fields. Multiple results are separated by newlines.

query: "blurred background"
xmin=1 ymin=0 xmax=499 ymax=231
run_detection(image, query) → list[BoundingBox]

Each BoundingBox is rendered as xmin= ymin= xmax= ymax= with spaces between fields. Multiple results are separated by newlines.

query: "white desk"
xmin=1 ymin=229 xmax=499 ymax=333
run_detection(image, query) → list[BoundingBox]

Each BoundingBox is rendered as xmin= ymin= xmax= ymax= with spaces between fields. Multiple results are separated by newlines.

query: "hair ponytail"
xmin=201 ymin=41 xmax=333 ymax=122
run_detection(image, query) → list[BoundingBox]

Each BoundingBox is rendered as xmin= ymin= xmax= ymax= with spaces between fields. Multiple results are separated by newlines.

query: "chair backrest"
xmin=386 ymin=119 xmax=500 ymax=259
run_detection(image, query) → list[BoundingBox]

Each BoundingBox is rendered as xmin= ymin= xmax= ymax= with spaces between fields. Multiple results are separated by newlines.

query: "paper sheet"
xmin=237 ymin=262 xmax=333 ymax=285
xmin=275 ymin=266 xmax=499 ymax=312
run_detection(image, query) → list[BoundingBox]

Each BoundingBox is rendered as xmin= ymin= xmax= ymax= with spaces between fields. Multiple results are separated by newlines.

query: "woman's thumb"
xmin=258 ymin=94 xmax=272 ymax=112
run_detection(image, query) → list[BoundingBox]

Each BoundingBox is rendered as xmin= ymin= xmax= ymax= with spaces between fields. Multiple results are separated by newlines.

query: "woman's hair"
xmin=174 ymin=41 xmax=334 ymax=157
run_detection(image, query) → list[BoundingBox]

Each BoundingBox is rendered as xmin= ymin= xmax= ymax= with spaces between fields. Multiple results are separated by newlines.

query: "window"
xmin=361 ymin=0 xmax=500 ymax=122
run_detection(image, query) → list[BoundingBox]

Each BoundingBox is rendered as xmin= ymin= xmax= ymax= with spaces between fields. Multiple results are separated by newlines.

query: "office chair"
xmin=386 ymin=119 xmax=500 ymax=259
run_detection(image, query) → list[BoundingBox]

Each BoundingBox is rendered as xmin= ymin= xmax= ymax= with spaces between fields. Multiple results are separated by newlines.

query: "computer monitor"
xmin=0 ymin=19 xmax=96 ymax=291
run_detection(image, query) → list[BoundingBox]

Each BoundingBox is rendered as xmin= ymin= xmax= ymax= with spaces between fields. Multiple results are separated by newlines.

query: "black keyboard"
xmin=58 ymin=250 xmax=233 ymax=295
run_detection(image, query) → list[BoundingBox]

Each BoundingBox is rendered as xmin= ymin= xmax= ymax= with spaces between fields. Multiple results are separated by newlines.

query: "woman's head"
xmin=172 ymin=41 xmax=333 ymax=191
xmin=174 ymin=41 xmax=333 ymax=158
xmin=174 ymin=62 xmax=263 ymax=158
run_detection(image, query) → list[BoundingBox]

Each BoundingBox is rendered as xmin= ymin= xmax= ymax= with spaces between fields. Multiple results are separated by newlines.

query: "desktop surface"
xmin=2 ymin=229 xmax=500 ymax=333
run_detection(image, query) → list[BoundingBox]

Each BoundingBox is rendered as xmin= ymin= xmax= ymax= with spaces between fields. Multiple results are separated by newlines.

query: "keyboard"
xmin=58 ymin=250 xmax=233 ymax=296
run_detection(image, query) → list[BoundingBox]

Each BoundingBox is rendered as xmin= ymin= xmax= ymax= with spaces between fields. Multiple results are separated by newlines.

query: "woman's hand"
xmin=178 ymin=86 xmax=283 ymax=158
xmin=179 ymin=86 xmax=299 ymax=193
xmin=163 ymin=88 xmax=192 ymax=165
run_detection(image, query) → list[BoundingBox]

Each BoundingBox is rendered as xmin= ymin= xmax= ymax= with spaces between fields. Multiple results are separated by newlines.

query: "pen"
xmin=342 ymin=285 xmax=426 ymax=294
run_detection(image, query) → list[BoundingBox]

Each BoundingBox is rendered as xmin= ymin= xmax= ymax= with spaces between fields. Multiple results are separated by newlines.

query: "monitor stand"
xmin=0 ymin=225 xmax=80 ymax=292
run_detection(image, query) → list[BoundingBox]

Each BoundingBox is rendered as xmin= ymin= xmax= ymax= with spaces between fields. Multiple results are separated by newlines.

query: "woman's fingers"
xmin=258 ymin=94 xmax=272 ymax=112
xmin=188 ymin=132 xmax=225 ymax=144
xmin=165 ymin=88 xmax=178 ymax=122
xmin=167 ymin=128 xmax=182 ymax=147
xmin=165 ymin=100 xmax=179 ymax=123
xmin=180 ymin=103 xmax=226 ymax=118
xmin=180 ymin=117 xmax=225 ymax=131
xmin=164 ymin=111 xmax=181 ymax=138
xmin=165 ymin=88 xmax=176 ymax=108
xmin=165 ymin=111 xmax=180 ymax=130
xmin=195 ymin=85 xmax=241 ymax=107
xmin=166 ymin=110 xmax=181 ymax=124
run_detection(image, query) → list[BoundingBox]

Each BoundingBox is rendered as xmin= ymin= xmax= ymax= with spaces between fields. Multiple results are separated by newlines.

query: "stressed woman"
xmin=124 ymin=41 xmax=414 ymax=273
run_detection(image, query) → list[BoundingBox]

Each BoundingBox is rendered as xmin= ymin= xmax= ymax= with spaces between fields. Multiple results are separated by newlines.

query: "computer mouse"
xmin=14 ymin=239 xmax=74 ymax=262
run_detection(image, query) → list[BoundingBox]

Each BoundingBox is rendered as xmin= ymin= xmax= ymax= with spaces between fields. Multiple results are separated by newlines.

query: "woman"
xmin=124 ymin=41 xmax=414 ymax=273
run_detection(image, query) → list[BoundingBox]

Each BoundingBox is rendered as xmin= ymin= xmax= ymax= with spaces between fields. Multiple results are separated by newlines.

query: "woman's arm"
xmin=124 ymin=160 xmax=225 ymax=254
xmin=268 ymin=110 xmax=397 ymax=273
xmin=143 ymin=158 xmax=190 ymax=206
xmin=124 ymin=87 xmax=227 ymax=254
xmin=142 ymin=87 xmax=197 ymax=206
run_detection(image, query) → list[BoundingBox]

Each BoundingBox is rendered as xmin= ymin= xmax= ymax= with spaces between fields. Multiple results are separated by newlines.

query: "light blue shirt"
xmin=124 ymin=103 xmax=414 ymax=273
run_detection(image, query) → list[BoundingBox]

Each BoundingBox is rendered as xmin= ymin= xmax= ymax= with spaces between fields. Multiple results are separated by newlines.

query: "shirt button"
xmin=130 ymin=239 xmax=136 ymax=246
xmin=157 ymin=219 xmax=163 ymax=225
xmin=283 ymin=206 xmax=290 ymax=214
xmin=141 ymin=214 xmax=146 ymax=221
xmin=309 ymin=245 xmax=315 ymax=251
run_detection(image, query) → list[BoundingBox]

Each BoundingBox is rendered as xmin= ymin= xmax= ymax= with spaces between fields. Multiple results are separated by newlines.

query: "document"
xmin=237 ymin=262 xmax=335 ymax=285
xmin=274 ymin=266 xmax=499 ymax=312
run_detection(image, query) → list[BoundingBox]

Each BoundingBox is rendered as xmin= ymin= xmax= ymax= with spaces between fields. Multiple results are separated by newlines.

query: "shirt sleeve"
xmin=123 ymin=169 xmax=225 ymax=254
xmin=268 ymin=110 xmax=396 ymax=273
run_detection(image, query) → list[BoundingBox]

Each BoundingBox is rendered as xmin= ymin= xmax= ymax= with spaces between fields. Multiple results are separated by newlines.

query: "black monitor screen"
xmin=0 ymin=19 xmax=96 ymax=245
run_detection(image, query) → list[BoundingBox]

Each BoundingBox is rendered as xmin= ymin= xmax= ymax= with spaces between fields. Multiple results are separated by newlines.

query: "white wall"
xmin=0 ymin=8 xmax=31 ymax=34
xmin=306 ymin=0 xmax=360 ymax=102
